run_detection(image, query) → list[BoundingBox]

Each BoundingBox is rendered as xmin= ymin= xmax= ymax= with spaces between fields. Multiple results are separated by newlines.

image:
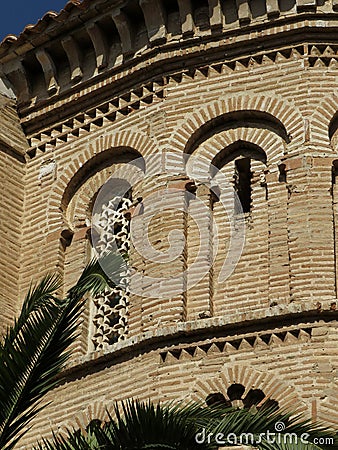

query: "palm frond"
xmin=0 ymin=295 xmax=83 ymax=449
xmin=67 ymin=253 xmax=124 ymax=300
xmin=0 ymin=274 xmax=61 ymax=356
xmin=100 ymin=400 xmax=211 ymax=449
xmin=0 ymin=254 xmax=121 ymax=450
xmin=35 ymin=427 xmax=100 ymax=450
xmin=34 ymin=399 xmax=338 ymax=450
xmin=37 ymin=400 xmax=218 ymax=450
xmin=34 ymin=421 xmax=109 ymax=450
xmin=210 ymin=405 xmax=337 ymax=449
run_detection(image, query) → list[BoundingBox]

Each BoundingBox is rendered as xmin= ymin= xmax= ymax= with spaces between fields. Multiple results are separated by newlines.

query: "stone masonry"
xmin=0 ymin=0 xmax=337 ymax=447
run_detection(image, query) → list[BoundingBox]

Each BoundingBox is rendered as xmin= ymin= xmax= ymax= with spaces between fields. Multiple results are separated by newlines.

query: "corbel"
xmin=112 ymin=10 xmax=134 ymax=55
xmin=208 ymin=0 xmax=224 ymax=30
xmin=86 ymin=23 xmax=109 ymax=70
xmin=35 ymin=49 xmax=59 ymax=95
xmin=296 ymin=0 xmax=316 ymax=12
xmin=139 ymin=0 xmax=167 ymax=44
xmin=61 ymin=36 xmax=83 ymax=83
xmin=236 ymin=0 xmax=251 ymax=25
xmin=177 ymin=0 xmax=194 ymax=36
xmin=266 ymin=0 xmax=280 ymax=18
xmin=2 ymin=60 xmax=30 ymax=103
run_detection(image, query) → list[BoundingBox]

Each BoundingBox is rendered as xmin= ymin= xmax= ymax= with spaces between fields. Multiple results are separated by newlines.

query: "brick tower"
xmin=0 ymin=0 xmax=337 ymax=446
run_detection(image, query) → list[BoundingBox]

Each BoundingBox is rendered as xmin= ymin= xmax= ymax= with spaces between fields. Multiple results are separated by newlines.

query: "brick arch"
xmin=67 ymin=163 xmax=144 ymax=231
xmin=193 ymin=127 xmax=284 ymax=166
xmin=59 ymin=400 xmax=112 ymax=438
xmin=212 ymin=140 xmax=267 ymax=168
xmin=67 ymin=166 xmax=116 ymax=228
xmin=185 ymin=128 xmax=284 ymax=184
xmin=318 ymin=394 xmax=338 ymax=426
xmin=169 ymin=96 xmax=303 ymax=154
xmin=187 ymin=364 xmax=306 ymax=413
xmin=61 ymin=146 xmax=142 ymax=214
xmin=49 ymin=131 xmax=156 ymax=224
xmin=312 ymin=93 xmax=338 ymax=149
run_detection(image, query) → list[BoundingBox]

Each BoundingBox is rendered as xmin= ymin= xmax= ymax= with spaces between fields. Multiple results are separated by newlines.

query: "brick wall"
xmin=17 ymin=320 xmax=337 ymax=448
xmin=0 ymin=150 xmax=24 ymax=331
xmin=0 ymin=1 xmax=337 ymax=447
xmin=0 ymin=96 xmax=26 ymax=332
xmin=13 ymin=50 xmax=338 ymax=446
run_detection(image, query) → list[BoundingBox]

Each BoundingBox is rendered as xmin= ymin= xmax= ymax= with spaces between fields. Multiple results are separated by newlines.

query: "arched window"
xmin=184 ymin=112 xmax=289 ymax=317
xmin=227 ymin=383 xmax=246 ymax=401
xmin=90 ymin=179 xmax=133 ymax=351
xmin=61 ymin=148 xmax=144 ymax=354
xmin=234 ymin=157 xmax=252 ymax=213
xmin=211 ymin=140 xmax=267 ymax=217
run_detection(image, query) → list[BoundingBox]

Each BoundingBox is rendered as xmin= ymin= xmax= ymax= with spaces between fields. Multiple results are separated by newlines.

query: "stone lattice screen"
xmin=90 ymin=191 xmax=132 ymax=350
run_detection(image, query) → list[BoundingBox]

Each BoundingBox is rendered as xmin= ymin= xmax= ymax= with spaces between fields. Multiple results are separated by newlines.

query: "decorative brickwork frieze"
xmin=159 ymin=327 xmax=312 ymax=365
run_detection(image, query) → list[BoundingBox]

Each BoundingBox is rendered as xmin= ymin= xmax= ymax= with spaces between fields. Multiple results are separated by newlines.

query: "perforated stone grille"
xmin=91 ymin=193 xmax=132 ymax=350
xmin=206 ymin=384 xmax=279 ymax=411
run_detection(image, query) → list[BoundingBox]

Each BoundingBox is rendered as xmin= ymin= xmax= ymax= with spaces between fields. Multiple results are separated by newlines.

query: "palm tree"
xmin=35 ymin=399 xmax=337 ymax=450
xmin=35 ymin=400 xmax=217 ymax=450
xmin=3 ymin=255 xmax=335 ymax=450
xmin=0 ymin=254 xmax=122 ymax=450
xmin=211 ymin=405 xmax=337 ymax=449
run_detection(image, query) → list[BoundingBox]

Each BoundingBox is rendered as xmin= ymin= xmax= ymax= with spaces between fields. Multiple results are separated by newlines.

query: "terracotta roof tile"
xmin=0 ymin=0 xmax=85 ymax=47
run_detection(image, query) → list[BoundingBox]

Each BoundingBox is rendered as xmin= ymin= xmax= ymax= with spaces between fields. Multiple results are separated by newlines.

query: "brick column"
xmin=286 ymin=156 xmax=336 ymax=302
xmin=266 ymin=167 xmax=290 ymax=305
xmin=186 ymin=184 xmax=214 ymax=320
xmin=131 ymin=175 xmax=188 ymax=332
xmin=330 ymin=159 xmax=338 ymax=299
xmin=63 ymin=226 xmax=90 ymax=356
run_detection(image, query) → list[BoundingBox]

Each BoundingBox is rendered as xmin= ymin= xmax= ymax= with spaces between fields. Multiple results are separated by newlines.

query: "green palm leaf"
xmin=0 ymin=254 xmax=122 ymax=450
xmin=0 ymin=274 xmax=61 ymax=359
xmin=209 ymin=405 xmax=337 ymax=449
xmin=67 ymin=253 xmax=124 ymax=300
xmin=0 ymin=300 xmax=79 ymax=449
xmin=34 ymin=399 xmax=338 ymax=450
xmin=36 ymin=400 xmax=218 ymax=450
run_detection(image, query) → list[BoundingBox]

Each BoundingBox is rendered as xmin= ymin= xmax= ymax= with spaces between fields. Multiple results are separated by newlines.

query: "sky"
xmin=0 ymin=0 xmax=69 ymax=41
